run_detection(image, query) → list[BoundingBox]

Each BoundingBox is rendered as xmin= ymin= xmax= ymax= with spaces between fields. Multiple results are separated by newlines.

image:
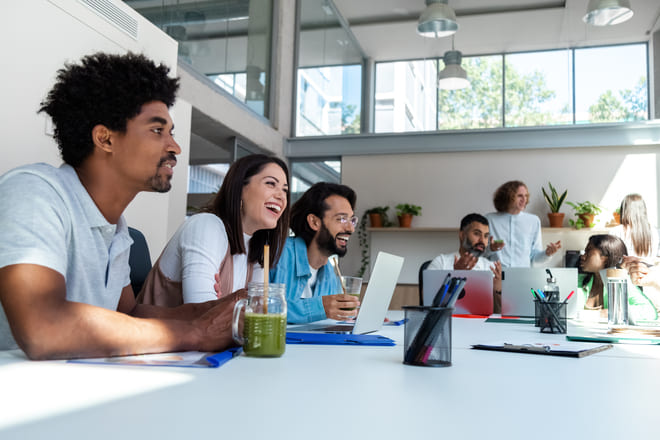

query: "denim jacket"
xmin=269 ymin=237 xmax=341 ymax=323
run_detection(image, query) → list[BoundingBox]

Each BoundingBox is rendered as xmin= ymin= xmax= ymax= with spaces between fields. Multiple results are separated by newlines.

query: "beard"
xmin=461 ymin=235 xmax=486 ymax=257
xmin=317 ymin=222 xmax=348 ymax=257
xmin=148 ymin=154 xmax=176 ymax=193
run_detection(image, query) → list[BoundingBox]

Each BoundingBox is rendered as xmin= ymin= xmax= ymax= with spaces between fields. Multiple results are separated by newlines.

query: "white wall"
xmin=341 ymin=144 xmax=660 ymax=280
xmin=0 ymin=0 xmax=187 ymax=259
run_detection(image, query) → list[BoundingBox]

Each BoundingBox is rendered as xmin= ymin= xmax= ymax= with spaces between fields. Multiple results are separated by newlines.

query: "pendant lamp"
xmin=438 ymin=50 xmax=469 ymax=90
xmin=583 ymin=0 xmax=633 ymax=26
xmin=417 ymin=0 xmax=458 ymax=38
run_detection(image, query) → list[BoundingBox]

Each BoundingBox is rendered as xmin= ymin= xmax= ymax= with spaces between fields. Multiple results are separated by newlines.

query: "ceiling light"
xmin=438 ymin=50 xmax=469 ymax=90
xmin=417 ymin=0 xmax=458 ymax=38
xmin=583 ymin=0 xmax=633 ymax=26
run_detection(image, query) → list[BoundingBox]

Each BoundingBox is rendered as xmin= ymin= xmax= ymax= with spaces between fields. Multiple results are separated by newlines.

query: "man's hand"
xmin=322 ymin=294 xmax=360 ymax=321
xmin=454 ymin=251 xmax=479 ymax=270
xmin=490 ymin=260 xmax=502 ymax=288
xmin=490 ymin=239 xmax=505 ymax=252
xmin=193 ymin=289 xmax=247 ymax=352
xmin=545 ymin=240 xmax=561 ymax=256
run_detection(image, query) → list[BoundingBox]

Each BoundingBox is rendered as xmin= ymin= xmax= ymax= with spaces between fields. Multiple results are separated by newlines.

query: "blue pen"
xmin=434 ymin=276 xmax=454 ymax=307
xmin=536 ymin=288 xmax=547 ymax=301
xmin=446 ymin=278 xmax=466 ymax=308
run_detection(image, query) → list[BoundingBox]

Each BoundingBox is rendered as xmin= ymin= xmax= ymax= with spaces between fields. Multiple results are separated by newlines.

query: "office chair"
xmin=128 ymin=227 xmax=152 ymax=296
xmin=565 ymin=250 xmax=581 ymax=268
xmin=418 ymin=259 xmax=432 ymax=306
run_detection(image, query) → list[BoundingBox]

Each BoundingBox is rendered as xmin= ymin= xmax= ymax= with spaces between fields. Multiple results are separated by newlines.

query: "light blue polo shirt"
xmin=0 ymin=163 xmax=132 ymax=350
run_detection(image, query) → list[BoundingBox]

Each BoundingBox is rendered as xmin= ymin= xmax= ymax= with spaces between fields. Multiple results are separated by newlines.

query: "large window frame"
xmin=365 ymin=42 xmax=649 ymax=137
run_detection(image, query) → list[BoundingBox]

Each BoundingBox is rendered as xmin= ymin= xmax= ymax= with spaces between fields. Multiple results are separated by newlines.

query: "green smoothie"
xmin=244 ymin=312 xmax=286 ymax=357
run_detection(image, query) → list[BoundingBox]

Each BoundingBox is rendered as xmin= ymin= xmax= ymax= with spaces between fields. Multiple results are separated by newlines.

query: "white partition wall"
xmin=0 ymin=0 xmax=188 ymax=259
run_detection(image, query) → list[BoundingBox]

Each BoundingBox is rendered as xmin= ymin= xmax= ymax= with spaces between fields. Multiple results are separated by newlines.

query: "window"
xmin=295 ymin=0 xmax=364 ymax=136
xmin=505 ymin=50 xmax=573 ymax=127
xmin=575 ymin=44 xmax=648 ymax=124
xmin=374 ymin=60 xmax=437 ymax=133
xmin=439 ymin=55 xmax=503 ymax=130
xmin=125 ymin=0 xmax=273 ymax=118
xmin=296 ymin=65 xmax=362 ymax=136
xmin=369 ymin=43 xmax=648 ymax=135
xmin=290 ymin=160 xmax=341 ymax=203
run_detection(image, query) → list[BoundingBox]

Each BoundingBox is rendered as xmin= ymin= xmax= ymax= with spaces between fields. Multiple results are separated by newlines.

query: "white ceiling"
xmin=331 ymin=0 xmax=660 ymax=61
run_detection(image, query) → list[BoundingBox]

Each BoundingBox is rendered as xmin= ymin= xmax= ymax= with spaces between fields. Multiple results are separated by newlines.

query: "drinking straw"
xmin=331 ymin=256 xmax=347 ymax=295
xmin=263 ymin=244 xmax=269 ymax=314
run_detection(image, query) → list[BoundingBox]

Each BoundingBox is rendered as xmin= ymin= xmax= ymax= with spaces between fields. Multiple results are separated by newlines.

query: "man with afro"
xmin=0 ymin=52 xmax=242 ymax=360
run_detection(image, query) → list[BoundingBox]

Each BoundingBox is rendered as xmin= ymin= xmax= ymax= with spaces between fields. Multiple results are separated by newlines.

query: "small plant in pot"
xmin=567 ymin=201 xmax=602 ymax=229
xmin=364 ymin=206 xmax=390 ymax=228
xmin=395 ymin=203 xmax=422 ymax=228
xmin=612 ymin=207 xmax=621 ymax=225
xmin=542 ymin=182 xmax=567 ymax=227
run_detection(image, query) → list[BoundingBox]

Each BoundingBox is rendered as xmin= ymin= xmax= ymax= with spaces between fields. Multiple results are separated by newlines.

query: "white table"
xmin=1 ymin=313 xmax=659 ymax=440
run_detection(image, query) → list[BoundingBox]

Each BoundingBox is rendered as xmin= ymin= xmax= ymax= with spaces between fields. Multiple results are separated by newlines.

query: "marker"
xmin=562 ymin=290 xmax=575 ymax=303
xmin=536 ymin=289 xmax=547 ymax=301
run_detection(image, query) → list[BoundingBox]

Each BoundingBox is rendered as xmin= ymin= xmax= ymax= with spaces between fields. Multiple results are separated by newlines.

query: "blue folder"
xmin=286 ymin=332 xmax=395 ymax=346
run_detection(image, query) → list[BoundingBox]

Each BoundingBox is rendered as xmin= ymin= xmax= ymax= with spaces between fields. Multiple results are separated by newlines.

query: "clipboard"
xmin=471 ymin=341 xmax=613 ymax=358
xmin=286 ymin=332 xmax=395 ymax=346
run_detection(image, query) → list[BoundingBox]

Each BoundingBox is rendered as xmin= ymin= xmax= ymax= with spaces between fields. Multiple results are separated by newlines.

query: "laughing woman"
xmin=137 ymin=154 xmax=290 ymax=306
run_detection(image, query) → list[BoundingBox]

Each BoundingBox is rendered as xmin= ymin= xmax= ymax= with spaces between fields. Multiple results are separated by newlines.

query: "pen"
xmin=446 ymin=277 xmax=466 ymax=308
xmin=431 ymin=273 xmax=452 ymax=306
xmin=562 ymin=290 xmax=575 ymax=303
xmin=536 ymin=289 xmax=547 ymax=301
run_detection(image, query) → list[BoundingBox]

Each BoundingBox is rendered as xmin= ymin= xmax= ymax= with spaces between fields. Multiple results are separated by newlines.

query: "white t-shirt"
xmin=609 ymin=224 xmax=659 ymax=258
xmin=157 ymin=213 xmax=262 ymax=303
xmin=300 ymin=266 xmax=319 ymax=299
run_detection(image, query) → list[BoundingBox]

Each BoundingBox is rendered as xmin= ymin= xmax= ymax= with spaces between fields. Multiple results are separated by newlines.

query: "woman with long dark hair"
xmin=138 ymin=154 xmax=290 ymax=306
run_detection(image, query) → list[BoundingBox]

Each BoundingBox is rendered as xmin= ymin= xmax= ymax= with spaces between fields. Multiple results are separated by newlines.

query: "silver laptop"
xmin=501 ymin=267 xmax=578 ymax=318
xmin=423 ymin=270 xmax=494 ymax=315
xmin=291 ymin=251 xmax=404 ymax=334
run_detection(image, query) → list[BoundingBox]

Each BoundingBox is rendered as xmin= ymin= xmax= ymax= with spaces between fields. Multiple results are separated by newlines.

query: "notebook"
xmin=291 ymin=251 xmax=404 ymax=334
xmin=422 ymin=270 xmax=494 ymax=315
xmin=501 ymin=267 xmax=578 ymax=318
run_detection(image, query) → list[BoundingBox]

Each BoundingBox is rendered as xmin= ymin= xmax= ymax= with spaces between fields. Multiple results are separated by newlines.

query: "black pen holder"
xmin=534 ymin=300 xmax=567 ymax=334
xmin=402 ymin=306 xmax=453 ymax=367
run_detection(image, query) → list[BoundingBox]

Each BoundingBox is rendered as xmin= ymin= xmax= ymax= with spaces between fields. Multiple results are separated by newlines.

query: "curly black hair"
xmin=38 ymin=52 xmax=180 ymax=167
xmin=290 ymin=182 xmax=357 ymax=246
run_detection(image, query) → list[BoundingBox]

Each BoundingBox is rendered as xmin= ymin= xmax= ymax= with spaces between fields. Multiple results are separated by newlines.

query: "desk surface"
xmin=1 ymin=313 xmax=659 ymax=440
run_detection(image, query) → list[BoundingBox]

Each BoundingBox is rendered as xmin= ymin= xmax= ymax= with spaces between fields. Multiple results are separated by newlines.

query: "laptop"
xmin=501 ymin=267 xmax=578 ymax=318
xmin=423 ymin=270 xmax=494 ymax=315
xmin=291 ymin=251 xmax=404 ymax=334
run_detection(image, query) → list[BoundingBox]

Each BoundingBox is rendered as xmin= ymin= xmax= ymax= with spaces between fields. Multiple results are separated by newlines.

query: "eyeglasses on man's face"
xmin=333 ymin=214 xmax=359 ymax=228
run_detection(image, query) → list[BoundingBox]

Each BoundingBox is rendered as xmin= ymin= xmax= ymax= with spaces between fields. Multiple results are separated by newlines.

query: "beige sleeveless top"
xmin=137 ymin=246 xmax=253 ymax=307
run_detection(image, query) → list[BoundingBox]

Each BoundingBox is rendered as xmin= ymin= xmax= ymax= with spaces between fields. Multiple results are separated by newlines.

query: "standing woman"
xmin=610 ymin=194 xmax=659 ymax=258
xmin=138 ymin=154 xmax=290 ymax=306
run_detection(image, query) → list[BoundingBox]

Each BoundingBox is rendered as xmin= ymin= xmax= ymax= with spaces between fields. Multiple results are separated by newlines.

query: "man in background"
xmin=428 ymin=213 xmax=502 ymax=313
xmin=270 ymin=182 xmax=360 ymax=323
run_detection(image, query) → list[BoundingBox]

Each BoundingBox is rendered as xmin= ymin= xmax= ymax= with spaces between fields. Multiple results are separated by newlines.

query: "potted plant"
xmin=357 ymin=207 xmax=393 ymax=277
xmin=612 ymin=207 xmax=621 ymax=225
xmin=567 ymin=201 xmax=602 ymax=229
xmin=542 ymin=182 xmax=567 ymax=227
xmin=364 ymin=206 xmax=390 ymax=228
xmin=395 ymin=203 xmax=422 ymax=228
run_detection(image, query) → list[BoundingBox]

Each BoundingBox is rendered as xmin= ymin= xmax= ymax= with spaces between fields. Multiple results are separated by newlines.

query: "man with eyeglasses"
xmin=269 ymin=182 xmax=360 ymax=323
